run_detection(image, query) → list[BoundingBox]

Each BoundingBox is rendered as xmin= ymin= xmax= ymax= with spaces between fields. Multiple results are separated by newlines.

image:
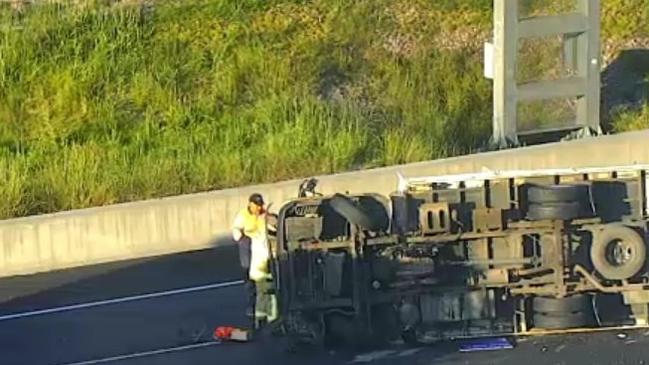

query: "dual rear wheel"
xmin=532 ymin=295 xmax=596 ymax=329
xmin=526 ymin=184 xmax=647 ymax=280
xmin=525 ymin=184 xmax=591 ymax=221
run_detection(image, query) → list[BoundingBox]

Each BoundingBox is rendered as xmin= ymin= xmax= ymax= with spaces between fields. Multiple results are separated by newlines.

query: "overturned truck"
xmin=267 ymin=165 xmax=649 ymax=346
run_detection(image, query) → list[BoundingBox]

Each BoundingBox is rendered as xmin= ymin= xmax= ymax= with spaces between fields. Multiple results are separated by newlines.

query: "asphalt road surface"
xmin=2 ymin=246 xmax=649 ymax=365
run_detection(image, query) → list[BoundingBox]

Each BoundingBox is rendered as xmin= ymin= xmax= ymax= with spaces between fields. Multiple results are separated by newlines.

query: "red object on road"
xmin=214 ymin=326 xmax=250 ymax=342
xmin=214 ymin=326 xmax=233 ymax=339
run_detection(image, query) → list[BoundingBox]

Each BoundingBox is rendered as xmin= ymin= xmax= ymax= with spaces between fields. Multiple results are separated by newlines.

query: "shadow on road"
xmin=0 ymin=237 xmax=240 ymax=313
xmin=0 ymin=237 xmax=252 ymax=365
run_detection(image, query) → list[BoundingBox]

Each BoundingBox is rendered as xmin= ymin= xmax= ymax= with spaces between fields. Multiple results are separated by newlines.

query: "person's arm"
xmin=266 ymin=213 xmax=278 ymax=233
xmin=232 ymin=212 xmax=245 ymax=241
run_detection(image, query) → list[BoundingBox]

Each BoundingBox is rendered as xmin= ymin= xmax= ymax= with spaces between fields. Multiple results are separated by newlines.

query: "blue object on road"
xmin=458 ymin=337 xmax=513 ymax=352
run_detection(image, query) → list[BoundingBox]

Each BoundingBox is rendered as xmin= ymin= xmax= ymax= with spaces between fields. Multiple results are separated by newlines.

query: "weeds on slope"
xmin=0 ymin=0 xmax=647 ymax=219
xmin=0 ymin=1 xmax=493 ymax=218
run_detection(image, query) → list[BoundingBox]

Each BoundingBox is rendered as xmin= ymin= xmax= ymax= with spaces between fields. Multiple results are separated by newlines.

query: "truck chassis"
xmin=267 ymin=165 xmax=649 ymax=346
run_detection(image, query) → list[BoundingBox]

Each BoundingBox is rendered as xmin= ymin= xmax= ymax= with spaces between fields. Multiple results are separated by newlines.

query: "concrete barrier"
xmin=2 ymin=129 xmax=649 ymax=278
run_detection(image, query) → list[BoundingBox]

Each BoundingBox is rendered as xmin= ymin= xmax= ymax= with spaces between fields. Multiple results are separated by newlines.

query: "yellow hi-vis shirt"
xmin=232 ymin=208 xmax=270 ymax=282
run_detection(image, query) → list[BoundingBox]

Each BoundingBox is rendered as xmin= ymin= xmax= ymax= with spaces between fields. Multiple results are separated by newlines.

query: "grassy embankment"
xmin=0 ymin=0 xmax=647 ymax=219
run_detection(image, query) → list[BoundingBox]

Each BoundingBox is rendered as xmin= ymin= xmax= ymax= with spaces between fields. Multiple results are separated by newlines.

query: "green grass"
xmin=0 ymin=0 xmax=647 ymax=219
xmin=612 ymin=104 xmax=649 ymax=133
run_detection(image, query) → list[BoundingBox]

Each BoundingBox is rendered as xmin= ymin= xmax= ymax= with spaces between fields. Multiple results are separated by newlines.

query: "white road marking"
xmin=55 ymin=341 xmax=220 ymax=365
xmin=0 ymin=280 xmax=244 ymax=322
xmin=349 ymin=348 xmax=424 ymax=363
xmin=349 ymin=350 xmax=397 ymax=363
xmin=395 ymin=348 xmax=423 ymax=357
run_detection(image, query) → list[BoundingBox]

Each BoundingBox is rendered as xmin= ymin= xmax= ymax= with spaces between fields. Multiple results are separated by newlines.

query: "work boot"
xmin=247 ymin=318 xmax=267 ymax=341
xmin=255 ymin=317 xmax=268 ymax=330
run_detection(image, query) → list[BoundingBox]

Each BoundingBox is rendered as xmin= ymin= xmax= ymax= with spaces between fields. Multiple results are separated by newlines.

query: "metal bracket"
xmin=419 ymin=203 xmax=451 ymax=235
xmin=473 ymin=208 xmax=504 ymax=232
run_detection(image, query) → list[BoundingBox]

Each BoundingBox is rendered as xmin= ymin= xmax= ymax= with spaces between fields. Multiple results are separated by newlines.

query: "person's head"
xmin=247 ymin=193 xmax=265 ymax=215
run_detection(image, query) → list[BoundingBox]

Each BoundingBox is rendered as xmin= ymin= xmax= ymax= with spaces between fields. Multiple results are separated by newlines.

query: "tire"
xmin=527 ymin=184 xmax=590 ymax=204
xmin=526 ymin=202 xmax=582 ymax=221
xmin=357 ymin=195 xmax=391 ymax=233
xmin=533 ymin=295 xmax=591 ymax=314
xmin=325 ymin=314 xmax=357 ymax=346
xmin=401 ymin=328 xmax=419 ymax=345
xmin=590 ymin=225 xmax=647 ymax=280
xmin=325 ymin=314 xmax=371 ymax=348
xmin=371 ymin=304 xmax=401 ymax=344
xmin=329 ymin=194 xmax=388 ymax=232
xmin=533 ymin=311 xmax=594 ymax=330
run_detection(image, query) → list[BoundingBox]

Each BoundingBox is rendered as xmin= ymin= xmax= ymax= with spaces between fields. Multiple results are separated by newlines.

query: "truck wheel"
xmin=326 ymin=312 xmax=377 ymax=348
xmin=533 ymin=295 xmax=590 ymax=314
xmin=401 ymin=328 xmax=419 ymax=345
xmin=527 ymin=184 xmax=589 ymax=204
xmin=325 ymin=313 xmax=358 ymax=347
xmin=533 ymin=311 xmax=594 ymax=330
xmin=590 ymin=225 xmax=647 ymax=280
xmin=526 ymin=202 xmax=582 ymax=221
xmin=371 ymin=304 xmax=400 ymax=344
xmin=329 ymin=194 xmax=388 ymax=232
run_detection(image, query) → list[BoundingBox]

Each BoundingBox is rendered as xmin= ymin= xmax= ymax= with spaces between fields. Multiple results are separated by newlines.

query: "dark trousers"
xmin=244 ymin=271 xmax=256 ymax=311
xmin=238 ymin=236 xmax=256 ymax=313
xmin=255 ymin=279 xmax=272 ymax=322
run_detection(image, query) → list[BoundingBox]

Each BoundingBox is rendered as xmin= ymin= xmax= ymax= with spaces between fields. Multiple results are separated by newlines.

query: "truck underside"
xmin=268 ymin=165 xmax=649 ymax=347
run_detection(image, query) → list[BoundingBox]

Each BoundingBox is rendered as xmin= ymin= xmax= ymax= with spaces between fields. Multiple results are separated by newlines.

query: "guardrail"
xmin=1 ymin=129 xmax=648 ymax=278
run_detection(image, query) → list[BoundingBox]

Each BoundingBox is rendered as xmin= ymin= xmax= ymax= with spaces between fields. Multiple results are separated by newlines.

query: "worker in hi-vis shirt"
xmin=232 ymin=193 xmax=275 ymax=329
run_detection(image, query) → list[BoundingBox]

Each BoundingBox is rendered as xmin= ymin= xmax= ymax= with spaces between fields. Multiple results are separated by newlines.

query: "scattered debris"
xmin=554 ymin=344 xmax=566 ymax=353
xmin=617 ymin=333 xmax=629 ymax=340
xmin=540 ymin=346 xmax=548 ymax=352
xmin=458 ymin=337 xmax=513 ymax=353
xmin=193 ymin=325 xmax=207 ymax=343
xmin=643 ymin=330 xmax=649 ymax=337
xmin=625 ymin=339 xmax=638 ymax=345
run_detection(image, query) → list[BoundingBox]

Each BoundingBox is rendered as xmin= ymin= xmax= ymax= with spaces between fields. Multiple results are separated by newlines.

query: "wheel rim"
xmin=590 ymin=225 xmax=647 ymax=280
xmin=605 ymin=239 xmax=635 ymax=267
